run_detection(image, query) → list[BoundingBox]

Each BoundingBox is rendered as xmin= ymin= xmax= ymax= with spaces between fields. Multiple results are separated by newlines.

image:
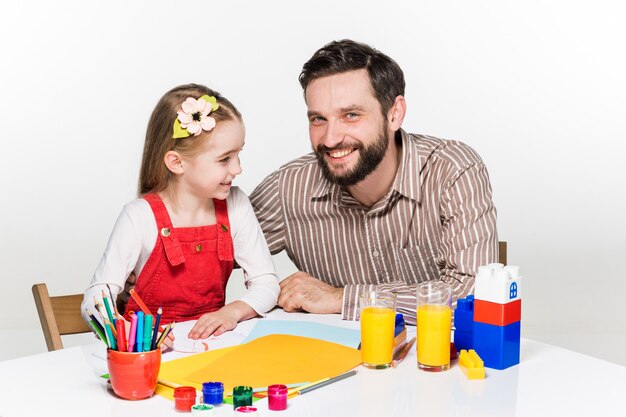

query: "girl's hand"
xmin=188 ymin=301 xmax=257 ymax=339
xmin=188 ymin=309 xmax=238 ymax=339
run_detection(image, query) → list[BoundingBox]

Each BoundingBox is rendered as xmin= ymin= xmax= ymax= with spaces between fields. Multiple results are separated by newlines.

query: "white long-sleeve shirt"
xmin=82 ymin=187 xmax=279 ymax=322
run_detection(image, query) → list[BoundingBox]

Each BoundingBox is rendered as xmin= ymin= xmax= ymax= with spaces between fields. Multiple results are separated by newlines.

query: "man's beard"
xmin=315 ymin=127 xmax=389 ymax=187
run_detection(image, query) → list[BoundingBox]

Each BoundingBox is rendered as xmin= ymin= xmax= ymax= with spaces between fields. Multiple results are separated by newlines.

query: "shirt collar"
xmin=391 ymin=129 xmax=422 ymax=203
xmin=310 ymin=128 xmax=423 ymax=203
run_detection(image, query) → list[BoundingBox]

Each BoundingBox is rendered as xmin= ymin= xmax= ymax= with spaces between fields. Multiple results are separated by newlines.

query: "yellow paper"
xmin=185 ymin=334 xmax=361 ymax=392
xmin=156 ymin=345 xmax=238 ymax=400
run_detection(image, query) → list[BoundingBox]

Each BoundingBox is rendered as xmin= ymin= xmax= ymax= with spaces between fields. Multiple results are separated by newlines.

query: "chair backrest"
xmin=32 ymin=283 xmax=91 ymax=351
xmin=498 ymin=241 xmax=507 ymax=265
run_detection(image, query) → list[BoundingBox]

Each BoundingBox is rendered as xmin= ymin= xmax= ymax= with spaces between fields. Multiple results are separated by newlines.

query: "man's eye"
xmin=220 ymin=157 xmax=230 ymax=164
xmin=346 ymin=112 xmax=359 ymax=119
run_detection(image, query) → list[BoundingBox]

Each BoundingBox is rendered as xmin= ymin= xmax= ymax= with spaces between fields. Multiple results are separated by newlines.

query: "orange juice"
xmin=360 ymin=306 xmax=395 ymax=366
xmin=417 ymin=304 xmax=452 ymax=369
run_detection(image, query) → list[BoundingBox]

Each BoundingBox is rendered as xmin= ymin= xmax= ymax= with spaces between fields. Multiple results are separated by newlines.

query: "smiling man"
xmin=249 ymin=39 xmax=498 ymax=324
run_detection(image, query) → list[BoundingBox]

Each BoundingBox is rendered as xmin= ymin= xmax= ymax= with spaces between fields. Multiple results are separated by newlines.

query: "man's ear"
xmin=387 ymin=95 xmax=407 ymax=131
xmin=164 ymin=151 xmax=184 ymax=175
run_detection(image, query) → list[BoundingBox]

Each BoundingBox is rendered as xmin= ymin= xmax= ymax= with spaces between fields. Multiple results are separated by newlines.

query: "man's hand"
xmin=278 ymin=271 xmax=343 ymax=314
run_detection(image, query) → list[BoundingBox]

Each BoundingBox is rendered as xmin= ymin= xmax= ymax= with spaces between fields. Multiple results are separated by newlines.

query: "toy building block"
xmin=459 ymin=349 xmax=486 ymax=379
xmin=474 ymin=264 xmax=521 ymax=305
xmin=453 ymin=295 xmax=474 ymax=351
xmin=393 ymin=314 xmax=407 ymax=355
xmin=474 ymin=298 xmax=521 ymax=326
xmin=473 ymin=321 xmax=520 ymax=370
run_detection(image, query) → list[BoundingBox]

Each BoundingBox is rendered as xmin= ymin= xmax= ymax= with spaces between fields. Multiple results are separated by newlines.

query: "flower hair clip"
xmin=172 ymin=95 xmax=220 ymax=139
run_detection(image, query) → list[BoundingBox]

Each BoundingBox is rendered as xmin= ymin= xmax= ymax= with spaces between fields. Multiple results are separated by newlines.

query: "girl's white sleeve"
xmin=81 ymin=200 xmax=154 ymax=323
xmin=229 ymin=188 xmax=280 ymax=315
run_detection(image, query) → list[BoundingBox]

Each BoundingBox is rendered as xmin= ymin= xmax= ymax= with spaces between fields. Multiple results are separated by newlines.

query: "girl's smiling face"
xmin=179 ymin=119 xmax=245 ymax=200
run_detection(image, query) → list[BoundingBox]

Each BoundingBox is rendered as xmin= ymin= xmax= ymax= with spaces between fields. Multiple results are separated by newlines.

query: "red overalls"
xmin=123 ymin=193 xmax=234 ymax=324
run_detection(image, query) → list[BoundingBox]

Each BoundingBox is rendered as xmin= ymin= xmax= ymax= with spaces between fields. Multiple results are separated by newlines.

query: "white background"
xmin=1 ymin=1 xmax=624 ymax=365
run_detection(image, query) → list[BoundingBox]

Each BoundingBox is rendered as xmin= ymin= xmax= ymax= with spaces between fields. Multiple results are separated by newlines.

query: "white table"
xmin=1 ymin=309 xmax=624 ymax=417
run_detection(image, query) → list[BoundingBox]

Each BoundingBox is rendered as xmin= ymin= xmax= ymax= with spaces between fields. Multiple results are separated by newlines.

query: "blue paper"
xmin=242 ymin=320 xmax=361 ymax=348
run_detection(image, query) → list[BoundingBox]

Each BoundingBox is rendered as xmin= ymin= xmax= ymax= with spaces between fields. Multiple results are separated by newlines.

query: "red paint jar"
xmin=174 ymin=386 xmax=197 ymax=411
xmin=268 ymin=384 xmax=288 ymax=411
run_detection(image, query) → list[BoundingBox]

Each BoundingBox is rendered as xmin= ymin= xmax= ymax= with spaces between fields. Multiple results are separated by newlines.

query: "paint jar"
xmin=107 ymin=348 xmax=161 ymax=400
xmin=191 ymin=403 xmax=215 ymax=416
xmin=202 ymin=381 xmax=224 ymax=405
xmin=232 ymin=385 xmax=253 ymax=409
xmin=173 ymin=386 xmax=197 ymax=411
xmin=417 ymin=281 xmax=452 ymax=371
xmin=234 ymin=406 xmax=259 ymax=416
xmin=268 ymin=384 xmax=288 ymax=410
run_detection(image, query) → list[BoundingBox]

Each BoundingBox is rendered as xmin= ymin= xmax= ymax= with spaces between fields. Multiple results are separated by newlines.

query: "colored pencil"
xmin=391 ymin=337 xmax=416 ymax=368
xmin=298 ymin=370 xmax=358 ymax=394
xmin=87 ymin=319 xmax=107 ymax=347
xmin=151 ymin=307 xmax=162 ymax=350
xmin=156 ymin=322 xmax=175 ymax=348
xmin=87 ymin=309 xmax=105 ymax=334
xmin=129 ymin=289 xmax=152 ymax=316
xmin=101 ymin=290 xmax=115 ymax=324
xmin=104 ymin=322 xmax=117 ymax=350
xmin=105 ymin=284 xmax=121 ymax=317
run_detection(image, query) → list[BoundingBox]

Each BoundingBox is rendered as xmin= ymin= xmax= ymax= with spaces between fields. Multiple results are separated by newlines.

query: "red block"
xmin=474 ymin=299 xmax=521 ymax=326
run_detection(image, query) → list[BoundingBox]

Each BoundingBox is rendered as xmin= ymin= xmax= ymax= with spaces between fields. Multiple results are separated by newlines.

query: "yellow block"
xmin=459 ymin=349 xmax=486 ymax=380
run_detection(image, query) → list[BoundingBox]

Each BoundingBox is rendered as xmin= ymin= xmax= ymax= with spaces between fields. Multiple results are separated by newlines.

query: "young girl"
xmin=82 ymin=84 xmax=279 ymax=341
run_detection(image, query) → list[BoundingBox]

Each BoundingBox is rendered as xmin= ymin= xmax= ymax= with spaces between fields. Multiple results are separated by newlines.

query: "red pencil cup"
xmin=174 ymin=386 xmax=197 ymax=411
xmin=268 ymin=384 xmax=288 ymax=410
xmin=107 ymin=348 xmax=161 ymax=400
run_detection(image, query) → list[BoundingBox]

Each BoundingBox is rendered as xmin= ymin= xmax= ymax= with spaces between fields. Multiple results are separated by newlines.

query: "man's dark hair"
xmin=299 ymin=39 xmax=405 ymax=115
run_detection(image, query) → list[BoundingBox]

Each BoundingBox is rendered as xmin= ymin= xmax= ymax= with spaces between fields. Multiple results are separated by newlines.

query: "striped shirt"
xmin=249 ymin=129 xmax=498 ymax=324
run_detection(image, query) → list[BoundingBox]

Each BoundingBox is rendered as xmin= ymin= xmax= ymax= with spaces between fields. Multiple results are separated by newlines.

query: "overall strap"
xmin=213 ymin=198 xmax=234 ymax=262
xmin=143 ymin=194 xmax=185 ymax=266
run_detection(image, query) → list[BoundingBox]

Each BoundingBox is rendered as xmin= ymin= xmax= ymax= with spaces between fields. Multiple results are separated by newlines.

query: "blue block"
xmin=454 ymin=295 xmax=474 ymax=332
xmin=454 ymin=330 xmax=473 ymax=351
xmin=473 ymin=321 xmax=520 ymax=370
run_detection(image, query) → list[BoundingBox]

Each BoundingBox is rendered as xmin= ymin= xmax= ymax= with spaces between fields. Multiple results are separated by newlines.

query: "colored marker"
xmin=116 ymin=318 xmax=127 ymax=352
xmin=129 ymin=289 xmax=152 ymax=316
xmin=128 ymin=313 xmax=138 ymax=352
xmin=136 ymin=311 xmax=145 ymax=352
xmin=151 ymin=307 xmax=162 ymax=350
xmin=144 ymin=314 xmax=153 ymax=351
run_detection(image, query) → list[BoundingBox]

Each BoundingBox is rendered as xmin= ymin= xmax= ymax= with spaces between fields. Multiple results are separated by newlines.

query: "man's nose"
xmin=321 ymin=120 xmax=345 ymax=149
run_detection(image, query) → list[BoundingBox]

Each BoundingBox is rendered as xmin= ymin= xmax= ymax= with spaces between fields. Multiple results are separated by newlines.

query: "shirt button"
xmin=195 ymin=244 xmax=202 ymax=252
xmin=372 ymin=250 xmax=380 ymax=257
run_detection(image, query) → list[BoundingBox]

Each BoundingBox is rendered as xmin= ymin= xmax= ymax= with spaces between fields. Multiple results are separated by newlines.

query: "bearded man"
xmin=249 ymin=39 xmax=498 ymax=324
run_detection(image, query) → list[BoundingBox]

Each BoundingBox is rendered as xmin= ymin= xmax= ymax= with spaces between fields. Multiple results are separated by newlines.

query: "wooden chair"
xmin=32 ymin=283 xmax=91 ymax=351
xmin=499 ymin=241 xmax=507 ymax=265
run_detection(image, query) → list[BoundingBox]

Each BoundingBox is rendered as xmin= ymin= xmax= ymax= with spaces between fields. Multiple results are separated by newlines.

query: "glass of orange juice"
xmin=417 ymin=281 xmax=452 ymax=371
xmin=359 ymin=291 xmax=397 ymax=369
